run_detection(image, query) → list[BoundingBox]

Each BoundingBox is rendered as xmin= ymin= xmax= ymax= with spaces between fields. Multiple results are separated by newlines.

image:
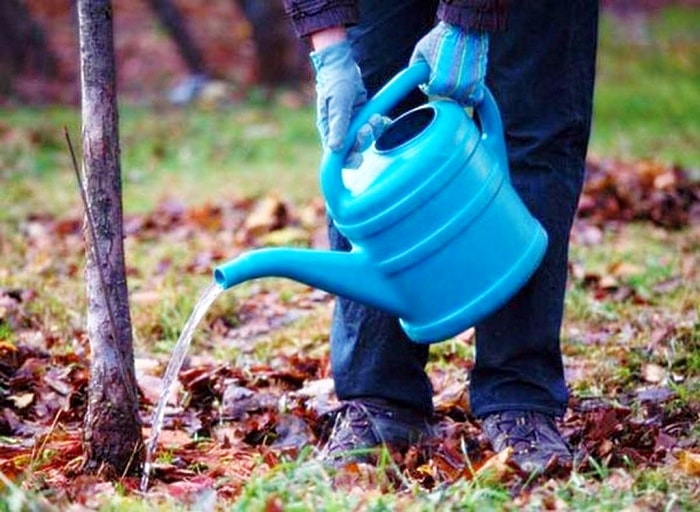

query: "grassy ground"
xmin=591 ymin=7 xmax=700 ymax=170
xmin=1 ymin=5 xmax=699 ymax=511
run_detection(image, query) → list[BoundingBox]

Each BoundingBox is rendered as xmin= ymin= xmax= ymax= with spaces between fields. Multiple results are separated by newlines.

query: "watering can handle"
xmin=320 ymin=61 xmax=507 ymax=216
xmin=476 ymin=88 xmax=509 ymax=179
xmin=320 ymin=61 xmax=430 ymax=217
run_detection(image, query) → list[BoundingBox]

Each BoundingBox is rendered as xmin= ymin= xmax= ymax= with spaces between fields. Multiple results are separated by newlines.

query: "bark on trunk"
xmin=78 ymin=0 xmax=143 ymax=477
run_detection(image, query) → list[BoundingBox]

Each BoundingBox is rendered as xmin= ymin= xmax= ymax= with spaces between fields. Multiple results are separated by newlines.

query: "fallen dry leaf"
xmin=579 ymin=157 xmax=700 ymax=229
xmin=433 ymin=380 xmax=470 ymax=416
xmin=242 ymin=195 xmax=291 ymax=239
xmin=677 ymin=451 xmax=700 ymax=477
xmin=642 ymin=363 xmax=668 ymax=384
xmin=8 ymin=392 xmax=35 ymax=409
xmin=473 ymin=448 xmax=516 ymax=483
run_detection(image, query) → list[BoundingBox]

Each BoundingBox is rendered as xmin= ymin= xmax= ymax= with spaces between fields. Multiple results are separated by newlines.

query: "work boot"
xmin=319 ymin=399 xmax=432 ymax=469
xmin=481 ymin=410 xmax=572 ymax=475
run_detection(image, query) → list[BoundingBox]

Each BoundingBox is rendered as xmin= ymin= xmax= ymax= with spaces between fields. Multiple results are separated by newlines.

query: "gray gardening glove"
xmin=410 ymin=21 xmax=489 ymax=105
xmin=311 ymin=40 xmax=388 ymax=167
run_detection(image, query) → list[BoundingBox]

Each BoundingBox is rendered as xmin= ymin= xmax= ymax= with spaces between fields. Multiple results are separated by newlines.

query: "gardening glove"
xmin=345 ymin=113 xmax=391 ymax=168
xmin=410 ymin=21 xmax=489 ymax=105
xmin=312 ymin=39 xmax=386 ymax=168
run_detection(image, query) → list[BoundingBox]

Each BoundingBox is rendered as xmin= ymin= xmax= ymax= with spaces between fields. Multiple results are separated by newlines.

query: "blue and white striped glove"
xmin=409 ymin=21 xmax=489 ymax=105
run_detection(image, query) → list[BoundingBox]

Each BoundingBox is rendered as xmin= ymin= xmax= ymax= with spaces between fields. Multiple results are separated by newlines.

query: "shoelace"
xmin=493 ymin=413 xmax=548 ymax=453
xmin=485 ymin=412 xmax=573 ymax=475
xmin=322 ymin=402 xmax=386 ymax=456
xmin=320 ymin=400 xmax=431 ymax=465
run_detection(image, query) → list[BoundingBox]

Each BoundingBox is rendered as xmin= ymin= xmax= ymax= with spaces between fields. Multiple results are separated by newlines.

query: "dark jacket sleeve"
xmin=437 ymin=0 xmax=507 ymax=32
xmin=282 ymin=0 xmax=506 ymax=39
xmin=282 ymin=1 xmax=359 ymax=38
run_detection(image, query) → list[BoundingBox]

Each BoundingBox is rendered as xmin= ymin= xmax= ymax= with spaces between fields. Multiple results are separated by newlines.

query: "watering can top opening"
xmin=321 ymin=62 xmax=507 ymax=232
xmin=341 ymin=102 xmax=481 ymax=198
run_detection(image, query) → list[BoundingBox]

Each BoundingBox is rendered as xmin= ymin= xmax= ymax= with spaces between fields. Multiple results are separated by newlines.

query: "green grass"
xmin=591 ymin=6 xmax=700 ymax=170
xmin=117 ymin=104 xmax=320 ymax=212
xmin=0 ymin=102 xmax=319 ymax=222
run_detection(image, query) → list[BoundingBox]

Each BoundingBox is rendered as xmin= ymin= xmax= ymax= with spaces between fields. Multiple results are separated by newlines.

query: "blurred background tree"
xmin=0 ymin=0 xmax=57 ymax=96
xmin=1 ymin=0 xmax=310 ymax=105
xmin=233 ymin=0 xmax=308 ymax=86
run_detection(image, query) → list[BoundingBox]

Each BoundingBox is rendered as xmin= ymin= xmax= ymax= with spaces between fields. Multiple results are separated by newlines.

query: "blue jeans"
xmin=329 ymin=0 xmax=599 ymax=418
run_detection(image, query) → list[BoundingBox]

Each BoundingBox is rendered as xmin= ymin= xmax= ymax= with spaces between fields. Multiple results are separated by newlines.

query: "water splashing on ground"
xmin=140 ymin=281 xmax=223 ymax=492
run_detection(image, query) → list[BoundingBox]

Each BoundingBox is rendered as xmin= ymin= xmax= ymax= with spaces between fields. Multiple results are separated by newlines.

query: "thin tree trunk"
xmin=78 ymin=0 xmax=143 ymax=477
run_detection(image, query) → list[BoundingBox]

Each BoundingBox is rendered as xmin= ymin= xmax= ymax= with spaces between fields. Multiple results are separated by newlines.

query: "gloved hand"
xmin=345 ymin=113 xmax=391 ymax=168
xmin=410 ymin=21 xmax=489 ymax=105
xmin=310 ymin=39 xmax=368 ymax=153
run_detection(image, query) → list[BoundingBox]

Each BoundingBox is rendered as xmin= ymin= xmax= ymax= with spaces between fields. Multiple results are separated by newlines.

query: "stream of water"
xmin=140 ymin=281 xmax=223 ymax=492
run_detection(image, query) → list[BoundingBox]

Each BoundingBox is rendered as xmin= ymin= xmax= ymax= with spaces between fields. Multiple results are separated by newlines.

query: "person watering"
xmin=282 ymin=0 xmax=599 ymax=475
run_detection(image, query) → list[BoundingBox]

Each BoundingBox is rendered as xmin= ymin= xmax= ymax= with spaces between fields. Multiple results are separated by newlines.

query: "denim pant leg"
xmin=470 ymin=0 xmax=599 ymax=418
xmin=328 ymin=0 xmax=438 ymax=416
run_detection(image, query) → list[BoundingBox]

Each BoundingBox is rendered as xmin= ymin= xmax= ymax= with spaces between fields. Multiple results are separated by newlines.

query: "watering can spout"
xmin=213 ymin=248 xmax=405 ymax=316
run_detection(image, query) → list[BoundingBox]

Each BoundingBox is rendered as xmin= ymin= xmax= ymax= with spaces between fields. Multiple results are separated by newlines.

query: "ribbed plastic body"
xmin=328 ymin=100 xmax=547 ymax=342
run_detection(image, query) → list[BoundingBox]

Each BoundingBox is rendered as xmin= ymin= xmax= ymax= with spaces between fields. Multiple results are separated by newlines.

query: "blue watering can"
xmin=214 ymin=62 xmax=548 ymax=343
